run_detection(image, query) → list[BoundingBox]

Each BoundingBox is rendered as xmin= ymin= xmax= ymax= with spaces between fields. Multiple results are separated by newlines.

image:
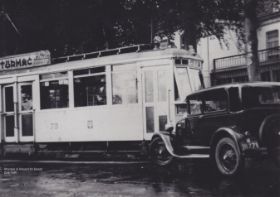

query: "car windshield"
xmin=242 ymin=86 xmax=280 ymax=108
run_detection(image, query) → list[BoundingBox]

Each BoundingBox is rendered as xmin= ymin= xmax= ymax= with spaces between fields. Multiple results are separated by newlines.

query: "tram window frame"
xmin=74 ymin=66 xmax=107 ymax=107
xmin=40 ymin=71 xmax=69 ymax=109
xmin=111 ymin=65 xmax=138 ymax=105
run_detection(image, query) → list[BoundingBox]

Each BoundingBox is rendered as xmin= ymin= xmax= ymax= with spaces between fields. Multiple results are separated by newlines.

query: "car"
xmin=149 ymin=82 xmax=280 ymax=176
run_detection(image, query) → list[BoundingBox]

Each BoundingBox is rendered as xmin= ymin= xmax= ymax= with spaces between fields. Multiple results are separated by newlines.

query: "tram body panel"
xmin=35 ymin=104 xmax=143 ymax=142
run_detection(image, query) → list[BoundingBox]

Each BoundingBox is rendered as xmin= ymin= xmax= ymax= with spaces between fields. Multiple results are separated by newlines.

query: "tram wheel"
xmin=150 ymin=137 xmax=173 ymax=166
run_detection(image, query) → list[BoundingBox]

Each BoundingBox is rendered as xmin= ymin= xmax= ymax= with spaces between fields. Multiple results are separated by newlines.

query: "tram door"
xmin=18 ymin=82 xmax=34 ymax=142
xmin=3 ymin=85 xmax=16 ymax=142
xmin=142 ymin=66 xmax=172 ymax=140
xmin=2 ymin=82 xmax=34 ymax=143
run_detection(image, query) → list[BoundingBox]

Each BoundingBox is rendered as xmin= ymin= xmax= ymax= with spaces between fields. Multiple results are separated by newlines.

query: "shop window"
xmin=261 ymin=71 xmax=271 ymax=81
xmin=273 ymin=70 xmax=280 ymax=82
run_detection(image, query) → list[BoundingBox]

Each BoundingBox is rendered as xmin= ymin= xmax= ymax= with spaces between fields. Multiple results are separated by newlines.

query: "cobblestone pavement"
xmin=0 ymin=160 xmax=279 ymax=197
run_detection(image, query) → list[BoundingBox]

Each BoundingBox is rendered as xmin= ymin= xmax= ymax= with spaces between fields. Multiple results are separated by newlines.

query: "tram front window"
xmin=174 ymin=67 xmax=202 ymax=118
xmin=174 ymin=67 xmax=202 ymax=102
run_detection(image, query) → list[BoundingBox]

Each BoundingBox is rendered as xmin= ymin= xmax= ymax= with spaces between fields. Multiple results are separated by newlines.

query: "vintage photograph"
xmin=0 ymin=0 xmax=279 ymax=196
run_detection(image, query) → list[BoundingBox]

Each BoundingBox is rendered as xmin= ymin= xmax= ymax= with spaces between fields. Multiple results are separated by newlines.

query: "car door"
xmin=193 ymin=89 xmax=231 ymax=145
xmin=186 ymin=93 xmax=204 ymax=145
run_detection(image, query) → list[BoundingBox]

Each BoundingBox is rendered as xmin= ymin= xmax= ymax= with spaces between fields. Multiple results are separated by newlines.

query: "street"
xmin=0 ymin=160 xmax=279 ymax=197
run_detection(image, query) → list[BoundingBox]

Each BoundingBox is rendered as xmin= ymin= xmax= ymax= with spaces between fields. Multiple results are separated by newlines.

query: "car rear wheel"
xmin=214 ymin=137 xmax=243 ymax=176
xmin=261 ymin=117 xmax=280 ymax=166
xmin=150 ymin=137 xmax=173 ymax=166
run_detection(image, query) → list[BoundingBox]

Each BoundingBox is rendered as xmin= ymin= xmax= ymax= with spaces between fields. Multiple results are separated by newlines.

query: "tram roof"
xmin=51 ymin=47 xmax=203 ymax=67
xmin=0 ymin=45 xmax=202 ymax=77
xmin=52 ymin=44 xmax=202 ymax=64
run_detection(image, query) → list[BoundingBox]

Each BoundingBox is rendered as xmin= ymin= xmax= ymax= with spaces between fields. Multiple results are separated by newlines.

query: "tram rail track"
xmin=0 ymin=159 xmax=149 ymax=165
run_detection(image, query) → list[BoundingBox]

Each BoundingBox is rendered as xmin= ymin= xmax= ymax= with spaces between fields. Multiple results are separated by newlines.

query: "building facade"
xmin=210 ymin=0 xmax=280 ymax=86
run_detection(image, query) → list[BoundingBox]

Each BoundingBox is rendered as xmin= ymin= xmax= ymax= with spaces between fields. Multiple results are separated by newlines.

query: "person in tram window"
xmin=21 ymin=93 xmax=33 ymax=111
xmin=94 ymin=77 xmax=106 ymax=105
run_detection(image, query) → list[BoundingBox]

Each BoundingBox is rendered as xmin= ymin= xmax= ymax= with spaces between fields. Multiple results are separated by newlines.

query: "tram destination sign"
xmin=0 ymin=50 xmax=51 ymax=71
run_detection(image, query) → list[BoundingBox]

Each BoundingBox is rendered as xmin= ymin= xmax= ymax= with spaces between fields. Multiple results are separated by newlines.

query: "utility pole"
xmin=0 ymin=2 xmax=7 ymax=56
xmin=0 ymin=1 xmax=21 ymax=57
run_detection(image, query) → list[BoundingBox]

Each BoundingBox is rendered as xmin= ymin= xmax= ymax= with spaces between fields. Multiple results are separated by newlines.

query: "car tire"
xmin=214 ymin=137 xmax=243 ymax=176
xmin=150 ymin=137 xmax=173 ymax=166
xmin=261 ymin=117 xmax=280 ymax=167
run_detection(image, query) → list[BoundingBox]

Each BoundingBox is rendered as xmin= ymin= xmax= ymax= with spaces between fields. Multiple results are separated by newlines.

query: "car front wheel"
xmin=150 ymin=137 xmax=173 ymax=166
xmin=214 ymin=137 xmax=243 ymax=176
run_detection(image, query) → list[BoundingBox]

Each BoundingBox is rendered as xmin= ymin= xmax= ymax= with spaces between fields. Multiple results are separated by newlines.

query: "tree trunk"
xmin=182 ymin=24 xmax=197 ymax=51
xmin=244 ymin=0 xmax=260 ymax=81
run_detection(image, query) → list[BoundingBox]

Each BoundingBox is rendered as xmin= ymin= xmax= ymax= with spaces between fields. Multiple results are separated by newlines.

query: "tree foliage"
xmin=126 ymin=0 xmax=244 ymax=47
xmin=0 ymin=0 xmax=247 ymax=57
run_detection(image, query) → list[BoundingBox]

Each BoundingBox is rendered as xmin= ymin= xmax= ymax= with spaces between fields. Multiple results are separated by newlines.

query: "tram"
xmin=0 ymin=44 xmax=203 ymax=158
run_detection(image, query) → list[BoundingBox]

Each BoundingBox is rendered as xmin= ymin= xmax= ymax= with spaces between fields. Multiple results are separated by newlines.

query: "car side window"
xmin=188 ymin=95 xmax=203 ymax=115
xmin=204 ymin=89 xmax=228 ymax=113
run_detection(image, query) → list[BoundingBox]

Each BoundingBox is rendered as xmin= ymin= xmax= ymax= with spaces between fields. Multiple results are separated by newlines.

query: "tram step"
xmin=3 ymin=144 xmax=35 ymax=155
xmin=37 ymin=150 xmax=140 ymax=154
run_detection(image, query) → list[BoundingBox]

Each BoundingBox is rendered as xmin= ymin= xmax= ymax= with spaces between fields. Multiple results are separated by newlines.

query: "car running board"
xmin=170 ymin=153 xmax=210 ymax=159
xmin=171 ymin=146 xmax=210 ymax=159
xmin=182 ymin=146 xmax=210 ymax=151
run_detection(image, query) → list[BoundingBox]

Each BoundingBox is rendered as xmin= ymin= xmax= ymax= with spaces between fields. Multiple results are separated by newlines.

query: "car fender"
xmin=210 ymin=127 xmax=244 ymax=155
xmin=151 ymin=132 xmax=175 ymax=156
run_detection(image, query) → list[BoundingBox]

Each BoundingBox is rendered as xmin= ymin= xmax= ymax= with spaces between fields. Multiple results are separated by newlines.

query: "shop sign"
xmin=0 ymin=50 xmax=51 ymax=71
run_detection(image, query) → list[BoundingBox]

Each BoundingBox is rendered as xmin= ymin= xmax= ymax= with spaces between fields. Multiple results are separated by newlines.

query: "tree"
xmin=125 ymin=0 xmax=244 ymax=50
xmin=242 ymin=0 xmax=278 ymax=82
xmin=244 ymin=0 xmax=261 ymax=81
xmin=0 ymin=0 xmax=253 ymax=59
xmin=0 ymin=0 xmax=131 ymax=57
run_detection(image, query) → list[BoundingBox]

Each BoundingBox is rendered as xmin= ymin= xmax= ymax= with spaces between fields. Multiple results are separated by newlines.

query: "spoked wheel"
xmin=150 ymin=137 xmax=173 ymax=166
xmin=262 ymin=118 xmax=280 ymax=166
xmin=214 ymin=137 xmax=243 ymax=176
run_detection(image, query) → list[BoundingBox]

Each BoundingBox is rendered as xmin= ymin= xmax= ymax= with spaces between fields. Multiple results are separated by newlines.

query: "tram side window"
xmin=40 ymin=72 xmax=69 ymax=109
xmin=74 ymin=67 xmax=106 ymax=107
xmin=112 ymin=67 xmax=138 ymax=104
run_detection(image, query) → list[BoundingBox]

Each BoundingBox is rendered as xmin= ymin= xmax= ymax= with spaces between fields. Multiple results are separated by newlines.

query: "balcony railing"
xmin=213 ymin=46 xmax=280 ymax=71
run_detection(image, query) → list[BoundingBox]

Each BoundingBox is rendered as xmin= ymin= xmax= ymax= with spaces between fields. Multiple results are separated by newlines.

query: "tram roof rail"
xmin=52 ymin=44 xmax=155 ymax=64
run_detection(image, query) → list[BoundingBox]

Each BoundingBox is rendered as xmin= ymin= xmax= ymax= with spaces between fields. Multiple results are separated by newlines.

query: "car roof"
xmin=187 ymin=82 xmax=280 ymax=97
